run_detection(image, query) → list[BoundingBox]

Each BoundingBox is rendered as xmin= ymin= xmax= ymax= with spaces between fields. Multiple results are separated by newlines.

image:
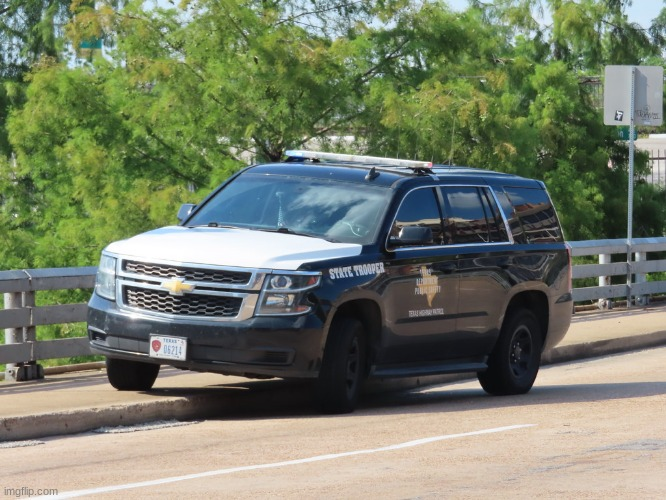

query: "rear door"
xmin=439 ymin=185 xmax=513 ymax=355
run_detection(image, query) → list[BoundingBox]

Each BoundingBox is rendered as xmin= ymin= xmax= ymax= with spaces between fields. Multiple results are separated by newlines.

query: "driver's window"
xmin=391 ymin=188 xmax=443 ymax=246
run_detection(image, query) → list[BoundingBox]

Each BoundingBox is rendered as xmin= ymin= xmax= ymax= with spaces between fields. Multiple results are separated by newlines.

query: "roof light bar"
xmin=285 ymin=150 xmax=432 ymax=170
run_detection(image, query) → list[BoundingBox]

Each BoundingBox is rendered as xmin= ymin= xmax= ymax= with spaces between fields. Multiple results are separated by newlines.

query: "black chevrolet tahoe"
xmin=88 ymin=150 xmax=572 ymax=413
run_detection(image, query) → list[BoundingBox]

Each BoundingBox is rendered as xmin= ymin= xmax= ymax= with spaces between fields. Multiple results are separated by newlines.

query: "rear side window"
xmin=503 ymin=186 xmax=563 ymax=243
xmin=494 ymin=191 xmax=525 ymax=243
xmin=440 ymin=186 xmax=510 ymax=245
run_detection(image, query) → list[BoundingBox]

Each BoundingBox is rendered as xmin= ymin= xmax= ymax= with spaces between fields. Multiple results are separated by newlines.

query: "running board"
xmin=370 ymin=362 xmax=487 ymax=379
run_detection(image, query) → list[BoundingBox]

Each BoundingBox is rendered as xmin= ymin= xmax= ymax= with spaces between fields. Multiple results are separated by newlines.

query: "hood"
xmin=105 ymin=226 xmax=363 ymax=270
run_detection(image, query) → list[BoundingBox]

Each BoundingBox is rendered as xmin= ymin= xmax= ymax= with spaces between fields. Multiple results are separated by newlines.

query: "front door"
xmin=378 ymin=187 xmax=460 ymax=364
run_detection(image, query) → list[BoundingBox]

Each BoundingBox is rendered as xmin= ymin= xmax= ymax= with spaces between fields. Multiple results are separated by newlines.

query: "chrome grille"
xmin=124 ymin=260 xmax=252 ymax=285
xmin=124 ymin=286 xmax=243 ymax=318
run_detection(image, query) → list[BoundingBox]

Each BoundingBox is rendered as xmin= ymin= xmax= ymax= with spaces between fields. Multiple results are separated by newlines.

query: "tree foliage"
xmin=0 ymin=0 xmax=72 ymax=78
xmin=2 ymin=0 xmax=666 ymax=271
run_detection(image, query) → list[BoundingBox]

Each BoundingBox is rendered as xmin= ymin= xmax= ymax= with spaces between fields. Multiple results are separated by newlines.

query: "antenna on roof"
xmin=365 ymin=166 xmax=379 ymax=181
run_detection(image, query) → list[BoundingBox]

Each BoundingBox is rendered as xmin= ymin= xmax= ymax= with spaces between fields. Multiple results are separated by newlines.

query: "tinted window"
xmin=494 ymin=190 xmax=525 ymax=243
xmin=479 ymin=187 xmax=510 ymax=242
xmin=441 ymin=186 xmax=509 ymax=244
xmin=503 ymin=186 xmax=563 ymax=243
xmin=391 ymin=188 xmax=443 ymax=246
xmin=187 ymin=173 xmax=391 ymax=245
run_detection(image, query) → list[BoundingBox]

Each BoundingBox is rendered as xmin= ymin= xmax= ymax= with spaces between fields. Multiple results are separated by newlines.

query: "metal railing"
xmin=570 ymin=238 xmax=666 ymax=305
xmin=1 ymin=267 xmax=97 ymax=381
xmin=3 ymin=238 xmax=666 ymax=382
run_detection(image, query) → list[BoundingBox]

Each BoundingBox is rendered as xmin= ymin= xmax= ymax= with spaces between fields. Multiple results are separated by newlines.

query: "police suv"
xmin=88 ymin=150 xmax=572 ymax=413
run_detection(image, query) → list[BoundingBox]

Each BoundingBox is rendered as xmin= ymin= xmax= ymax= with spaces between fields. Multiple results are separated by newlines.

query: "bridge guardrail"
xmin=1 ymin=267 xmax=97 ymax=381
xmin=3 ymin=238 xmax=666 ymax=381
xmin=570 ymin=237 xmax=666 ymax=304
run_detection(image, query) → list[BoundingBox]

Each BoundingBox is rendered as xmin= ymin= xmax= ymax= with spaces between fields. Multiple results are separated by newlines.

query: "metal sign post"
xmin=628 ymin=67 xmax=635 ymax=246
xmin=627 ymin=69 xmax=636 ymax=304
xmin=603 ymin=65 xmax=663 ymax=307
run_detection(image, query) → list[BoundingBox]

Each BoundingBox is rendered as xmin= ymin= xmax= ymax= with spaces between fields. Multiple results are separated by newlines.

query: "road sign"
xmin=603 ymin=66 xmax=663 ymax=127
xmin=603 ymin=65 xmax=664 ymax=281
xmin=617 ymin=126 xmax=638 ymax=141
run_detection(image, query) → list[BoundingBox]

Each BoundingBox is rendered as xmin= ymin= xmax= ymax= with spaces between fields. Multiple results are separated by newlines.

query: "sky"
xmin=152 ymin=1 xmax=664 ymax=28
xmin=626 ymin=1 xmax=666 ymax=28
xmin=446 ymin=1 xmax=664 ymax=29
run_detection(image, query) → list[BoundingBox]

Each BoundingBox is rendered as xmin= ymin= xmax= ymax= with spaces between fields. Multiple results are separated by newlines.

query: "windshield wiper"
xmin=187 ymin=222 xmax=244 ymax=229
xmin=256 ymin=227 xmax=317 ymax=238
xmin=190 ymin=224 xmax=342 ymax=243
xmin=257 ymin=227 xmax=344 ymax=243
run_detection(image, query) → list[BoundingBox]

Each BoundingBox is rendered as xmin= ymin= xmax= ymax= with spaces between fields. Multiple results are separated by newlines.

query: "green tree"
xmin=5 ymin=0 xmax=421 ymax=267
xmin=360 ymin=0 xmax=666 ymax=240
xmin=5 ymin=57 xmax=198 ymax=268
xmin=4 ymin=0 xmax=666 ymax=273
xmin=0 ymin=0 xmax=71 ymax=77
xmin=1 ymin=0 xmax=68 ymax=156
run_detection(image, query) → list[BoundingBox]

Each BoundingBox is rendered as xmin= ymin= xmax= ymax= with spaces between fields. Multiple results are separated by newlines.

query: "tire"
xmin=315 ymin=317 xmax=366 ymax=414
xmin=478 ymin=309 xmax=543 ymax=396
xmin=106 ymin=357 xmax=160 ymax=391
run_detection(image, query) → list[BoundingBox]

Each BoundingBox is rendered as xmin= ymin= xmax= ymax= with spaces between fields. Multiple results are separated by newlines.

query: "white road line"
xmin=40 ymin=424 xmax=536 ymax=499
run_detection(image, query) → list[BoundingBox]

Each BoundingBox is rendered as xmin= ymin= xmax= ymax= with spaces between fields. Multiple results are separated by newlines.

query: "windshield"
xmin=186 ymin=173 xmax=391 ymax=245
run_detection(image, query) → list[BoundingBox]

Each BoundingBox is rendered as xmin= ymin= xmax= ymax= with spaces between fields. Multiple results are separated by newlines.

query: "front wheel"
xmin=478 ymin=309 xmax=543 ymax=396
xmin=315 ymin=317 xmax=366 ymax=414
xmin=106 ymin=357 xmax=160 ymax=391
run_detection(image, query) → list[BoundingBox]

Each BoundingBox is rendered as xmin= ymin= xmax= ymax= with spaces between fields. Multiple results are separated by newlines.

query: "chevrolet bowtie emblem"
xmin=161 ymin=279 xmax=195 ymax=296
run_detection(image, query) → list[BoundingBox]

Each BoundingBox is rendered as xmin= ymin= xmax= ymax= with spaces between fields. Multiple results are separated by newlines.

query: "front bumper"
xmin=87 ymin=293 xmax=327 ymax=379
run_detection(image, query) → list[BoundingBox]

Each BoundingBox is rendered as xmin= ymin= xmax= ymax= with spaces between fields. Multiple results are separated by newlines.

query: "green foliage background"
xmin=2 ymin=0 xmax=666 ymax=365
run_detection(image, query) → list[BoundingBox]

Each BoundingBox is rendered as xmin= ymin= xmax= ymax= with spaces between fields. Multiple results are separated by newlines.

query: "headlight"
xmin=95 ymin=254 xmax=117 ymax=301
xmin=256 ymin=272 xmax=321 ymax=316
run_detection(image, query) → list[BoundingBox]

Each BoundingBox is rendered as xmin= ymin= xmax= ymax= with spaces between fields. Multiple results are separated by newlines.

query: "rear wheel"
xmin=478 ymin=309 xmax=542 ymax=396
xmin=315 ymin=317 xmax=366 ymax=414
xmin=106 ymin=357 xmax=160 ymax=391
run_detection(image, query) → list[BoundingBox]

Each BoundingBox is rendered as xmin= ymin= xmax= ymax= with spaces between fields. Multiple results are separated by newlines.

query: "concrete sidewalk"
xmin=3 ymin=303 xmax=666 ymax=442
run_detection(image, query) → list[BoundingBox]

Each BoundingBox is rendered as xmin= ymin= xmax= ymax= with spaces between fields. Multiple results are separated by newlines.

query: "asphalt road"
xmin=2 ymin=346 xmax=665 ymax=499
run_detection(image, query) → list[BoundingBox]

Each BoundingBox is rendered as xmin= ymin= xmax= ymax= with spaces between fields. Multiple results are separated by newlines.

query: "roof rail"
xmin=284 ymin=150 xmax=432 ymax=170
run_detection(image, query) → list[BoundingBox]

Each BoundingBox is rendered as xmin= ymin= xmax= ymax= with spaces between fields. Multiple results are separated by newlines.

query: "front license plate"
xmin=149 ymin=335 xmax=187 ymax=361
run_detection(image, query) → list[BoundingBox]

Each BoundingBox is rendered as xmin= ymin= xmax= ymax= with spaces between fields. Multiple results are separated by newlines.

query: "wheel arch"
xmin=503 ymin=291 xmax=549 ymax=349
xmin=327 ymin=298 xmax=382 ymax=375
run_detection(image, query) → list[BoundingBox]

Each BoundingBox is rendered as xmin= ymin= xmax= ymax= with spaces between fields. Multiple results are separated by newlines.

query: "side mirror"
xmin=389 ymin=226 xmax=433 ymax=247
xmin=177 ymin=203 xmax=196 ymax=223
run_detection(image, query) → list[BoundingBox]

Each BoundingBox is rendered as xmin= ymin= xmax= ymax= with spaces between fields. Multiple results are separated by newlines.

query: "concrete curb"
xmin=0 ymin=393 xmax=231 ymax=443
xmin=541 ymin=330 xmax=666 ymax=365
xmin=0 ymin=379 xmax=314 ymax=443
xmin=2 ymin=332 xmax=666 ymax=443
